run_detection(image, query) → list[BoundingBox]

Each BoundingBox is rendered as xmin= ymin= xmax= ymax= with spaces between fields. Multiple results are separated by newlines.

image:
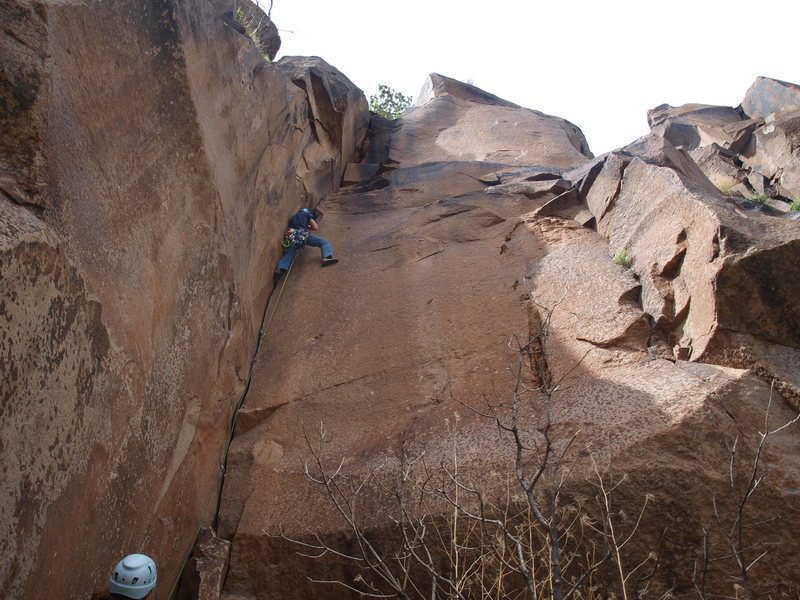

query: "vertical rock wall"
xmin=0 ymin=1 xmax=367 ymax=598
xmin=217 ymin=75 xmax=800 ymax=599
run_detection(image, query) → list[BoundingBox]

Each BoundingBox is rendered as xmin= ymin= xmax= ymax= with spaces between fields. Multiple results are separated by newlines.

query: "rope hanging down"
xmin=210 ymin=248 xmax=301 ymax=532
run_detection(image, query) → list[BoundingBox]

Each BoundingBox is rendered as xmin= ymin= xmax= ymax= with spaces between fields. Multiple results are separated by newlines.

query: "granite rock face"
xmin=0 ymin=2 xmax=366 ymax=598
xmin=2 ymin=3 xmax=799 ymax=598
xmin=218 ymin=76 xmax=800 ymax=599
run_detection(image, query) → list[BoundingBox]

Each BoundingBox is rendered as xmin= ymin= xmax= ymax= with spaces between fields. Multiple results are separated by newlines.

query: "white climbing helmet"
xmin=108 ymin=553 xmax=157 ymax=599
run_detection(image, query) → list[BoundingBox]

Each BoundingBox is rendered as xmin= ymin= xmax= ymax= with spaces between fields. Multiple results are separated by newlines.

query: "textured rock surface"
xmin=742 ymin=108 xmax=800 ymax=199
xmin=393 ymin=73 xmax=593 ymax=168
xmin=274 ymin=56 xmax=370 ymax=204
xmin=176 ymin=528 xmax=231 ymax=600
xmin=647 ymin=103 xmax=746 ymax=150
xmin=0 ymin=1 xmax=366 ymax=598
xmin=649 ymin=76 xmax=800 ymax=205
xmin=741 ymin=76 xmax=800 ymax=120
xmin=236 ymin=0 xmax=281 ymax=61
xmin=0 ymin=2 xmax=48 ymax=208
xmin=218 ymin=77 xmax=800 ymax=599
xmin=3 ymin=3 xmax=799 ymax=598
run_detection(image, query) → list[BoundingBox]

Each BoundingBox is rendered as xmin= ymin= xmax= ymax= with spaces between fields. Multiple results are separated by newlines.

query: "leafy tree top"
xmin=369 ymin=85 xmax=413 ymax=119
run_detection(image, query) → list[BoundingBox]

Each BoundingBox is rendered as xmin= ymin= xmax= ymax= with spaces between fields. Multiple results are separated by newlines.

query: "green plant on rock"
xmin=789 ymin=199 xmax=800 ymax=211
xmin=612 ymin=248 xmax=632 ymax=269
xmin=747 ymin=191 xmax=771 ymax=204
xmin=235 ymin=7 xmax=257 ymax=38
xmin=234 ymin=2 xmax=273 ymax=61
xmin=612 ymin=248 xmax=637 ymax=277
xmin=369 ymin=84 xmax=413 ymax=119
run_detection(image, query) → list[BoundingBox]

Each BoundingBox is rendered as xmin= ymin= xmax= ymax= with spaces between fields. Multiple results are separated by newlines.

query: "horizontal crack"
xmin=410 ymin=250 xmax=444 ymax=263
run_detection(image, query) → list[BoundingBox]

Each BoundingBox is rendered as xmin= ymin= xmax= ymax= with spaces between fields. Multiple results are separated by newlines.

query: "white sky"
xmin=268 ymin=0 xmax=800 ymax=156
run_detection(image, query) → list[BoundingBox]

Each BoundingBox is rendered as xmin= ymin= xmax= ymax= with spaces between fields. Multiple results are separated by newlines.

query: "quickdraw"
xmin=284 ymin=226 xmax=309 ymax=248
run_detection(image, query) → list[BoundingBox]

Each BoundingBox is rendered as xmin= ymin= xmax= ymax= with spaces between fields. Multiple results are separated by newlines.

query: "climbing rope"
xmin=261 ymin=247 xmax=301 ymax=341
xmin=210 ymin=248 xmax=301 ymax=526
xmin=172 ymin=245 xmax=305 ymax=597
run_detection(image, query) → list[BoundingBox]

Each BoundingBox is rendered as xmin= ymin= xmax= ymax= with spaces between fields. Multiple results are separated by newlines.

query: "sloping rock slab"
xmin=525 ymin=231 xmax=650 ymax=351
xmin=390 ymin=73 xmax=593 ymax=168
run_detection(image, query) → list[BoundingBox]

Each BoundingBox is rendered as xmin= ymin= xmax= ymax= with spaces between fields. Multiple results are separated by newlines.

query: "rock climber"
xmin=273 ymin=207 xmax=338 ymax=284
xmin=91 ymin=554 xmax=157 ymax=599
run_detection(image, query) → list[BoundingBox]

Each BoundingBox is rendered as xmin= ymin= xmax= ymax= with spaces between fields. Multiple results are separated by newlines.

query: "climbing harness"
xmin=283 ymin=226 xmax=310 ymax=248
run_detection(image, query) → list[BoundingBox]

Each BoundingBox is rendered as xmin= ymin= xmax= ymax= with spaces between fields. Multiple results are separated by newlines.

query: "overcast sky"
xmin=268 ymin=0 xmax=800 ymax=155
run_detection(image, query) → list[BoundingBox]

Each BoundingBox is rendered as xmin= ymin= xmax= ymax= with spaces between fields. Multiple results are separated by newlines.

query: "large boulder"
xmin=0 ymin=1 xmax=368 ymax=598
xmin=741 ymin=75 xmax=800 ymax=120
xmin=741 ymin=108 xmax=800 ymax=199
xmin=274 ymin=56 xmax=370 ymax=203
xmin=647 ymin=103 xmax=748 ymax=150
xmin=235 ymin=0 xmax=281 ymax=61
xmin=647 ymin=77 xmax=800 ymax=205
xmin=390 ymin=73 xmax=593 ymax=168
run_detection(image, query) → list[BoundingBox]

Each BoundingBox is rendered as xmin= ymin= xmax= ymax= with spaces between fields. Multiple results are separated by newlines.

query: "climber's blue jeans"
xmin=277 ymin=235 xmax=332 ymax=270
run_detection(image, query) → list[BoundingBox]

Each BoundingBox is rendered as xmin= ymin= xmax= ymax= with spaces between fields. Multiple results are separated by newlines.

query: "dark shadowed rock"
xmin=689 ymin=143 xmax=749 ymax=195
xmin=274 ymin=56 xmax=370 ymax=203
xmin=342 ymin=162 xmax=380 ymax=184
xmin=176 ymin=529 xmax=231 ymax=600
xmin=0 ymin=2 xmax=48 ymax=208
xmin=237 ymin=0 xmax=280 ymax=60
xmin=360 ymin=113 xmax=395 ymax=166
xmin=723 ymin=117 xmax=763 ymax=154
xmin=535 ymin=188 xmax=595 ymax=227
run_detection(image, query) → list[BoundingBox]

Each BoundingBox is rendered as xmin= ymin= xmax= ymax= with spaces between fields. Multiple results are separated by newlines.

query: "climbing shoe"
xmin=321 ymin=256 xmax=339 ymax=267
xmin=273 ymin=268 xmax=286 ymax=284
